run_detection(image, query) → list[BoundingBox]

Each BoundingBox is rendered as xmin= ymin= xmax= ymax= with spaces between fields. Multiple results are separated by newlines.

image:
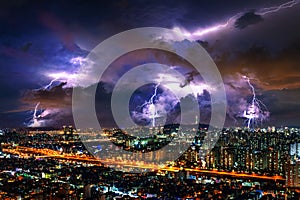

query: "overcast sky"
xmin=0 ymin=0 xmax=299 ymax=128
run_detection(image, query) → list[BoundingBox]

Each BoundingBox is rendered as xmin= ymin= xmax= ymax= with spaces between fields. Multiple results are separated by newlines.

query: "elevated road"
xmin=3 ymin=146 xmax=285 ymax=181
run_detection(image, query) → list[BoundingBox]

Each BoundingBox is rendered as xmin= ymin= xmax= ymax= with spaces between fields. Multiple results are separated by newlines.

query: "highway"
xmin=3 ymin=146 xmax=285 ymax=181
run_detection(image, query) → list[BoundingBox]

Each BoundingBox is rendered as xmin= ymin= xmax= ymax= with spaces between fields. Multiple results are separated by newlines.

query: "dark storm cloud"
xmin=234 ymin=11 xmax=263 ymax=29
xmin=180 ymin=71 xmax=200 ymax=88
xmin=205 ymin=4 xmax=300 ymax=52
xmin=16 ymin=39 xmax=300 ymax=127
xmin=0 ymin=0 xmax=299 ymax=127
xmin=22 ymin=82 xmax=72 ymax=109
xmin=20 ymin=82 xmax=74 ymax=127
xmin=263 ymin=88 xmax=300 ymax=126
xmin=214 ymin=44 xmax=300 ymax=90
xmin=204 ymin=41 xmax=300 ymax=126
xmin=99 ymin=49 xmax=195 ymax=87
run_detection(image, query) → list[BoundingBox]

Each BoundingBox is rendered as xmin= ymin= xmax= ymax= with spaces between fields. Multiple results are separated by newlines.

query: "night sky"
xmin=0 ymin=0 xmax=300 ymax=128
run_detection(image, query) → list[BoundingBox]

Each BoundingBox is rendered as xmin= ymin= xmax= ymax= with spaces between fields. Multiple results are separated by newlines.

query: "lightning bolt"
xmin=150 ymin=83 xmax=160 ymax=127
xmin=174 ymin=0 xmax=299 ymax=39
xmin=43 ymin=78 xmax=58 ymax=90
xmin=190 ymin=15 xmax=239 ymax=37
xmin=257 ymin=0 xmax=298 ymax=15
xmin=29 ymin=77 xmax=61 ymax=127
xmin=173 ymin=14 xmax=240 ymax=38
xmin=242 ymin=75 xmax=269 ymax=128
xmin=29 ymin=102 xmax=41 ymax=127
xmin=29 ymin=77 xmax=63 ymax=127
xmin=137 ymin=83 xmax=160 ymax=127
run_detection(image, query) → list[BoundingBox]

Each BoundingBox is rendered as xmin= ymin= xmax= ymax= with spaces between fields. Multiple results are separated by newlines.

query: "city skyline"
xmin=0 ymin=124 xmax=299 ymax=198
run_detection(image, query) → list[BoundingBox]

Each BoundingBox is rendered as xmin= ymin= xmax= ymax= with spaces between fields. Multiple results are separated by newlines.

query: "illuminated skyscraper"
xmin=286 ymin=160 xmax=300 ymax=188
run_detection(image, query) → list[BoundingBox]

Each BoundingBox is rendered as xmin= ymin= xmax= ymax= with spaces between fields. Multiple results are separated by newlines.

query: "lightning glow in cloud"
xmin=70 ymin=56 xmax=86 ymax=65
xmin=47 ymin=72 xmax=75 ymax=82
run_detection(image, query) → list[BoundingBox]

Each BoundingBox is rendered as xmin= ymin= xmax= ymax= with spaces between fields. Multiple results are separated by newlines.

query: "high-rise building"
xmin=286 ymin=160 xmax=300 ymax=188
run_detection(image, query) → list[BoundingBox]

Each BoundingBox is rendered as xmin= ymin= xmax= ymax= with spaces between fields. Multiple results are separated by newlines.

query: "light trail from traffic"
xmin=3 ymin=146 xmax=285 ymax=181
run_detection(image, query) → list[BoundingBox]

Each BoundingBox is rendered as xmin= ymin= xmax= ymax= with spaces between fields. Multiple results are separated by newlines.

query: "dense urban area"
xmin=0 ymin=125 xmax=299 ymax=199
